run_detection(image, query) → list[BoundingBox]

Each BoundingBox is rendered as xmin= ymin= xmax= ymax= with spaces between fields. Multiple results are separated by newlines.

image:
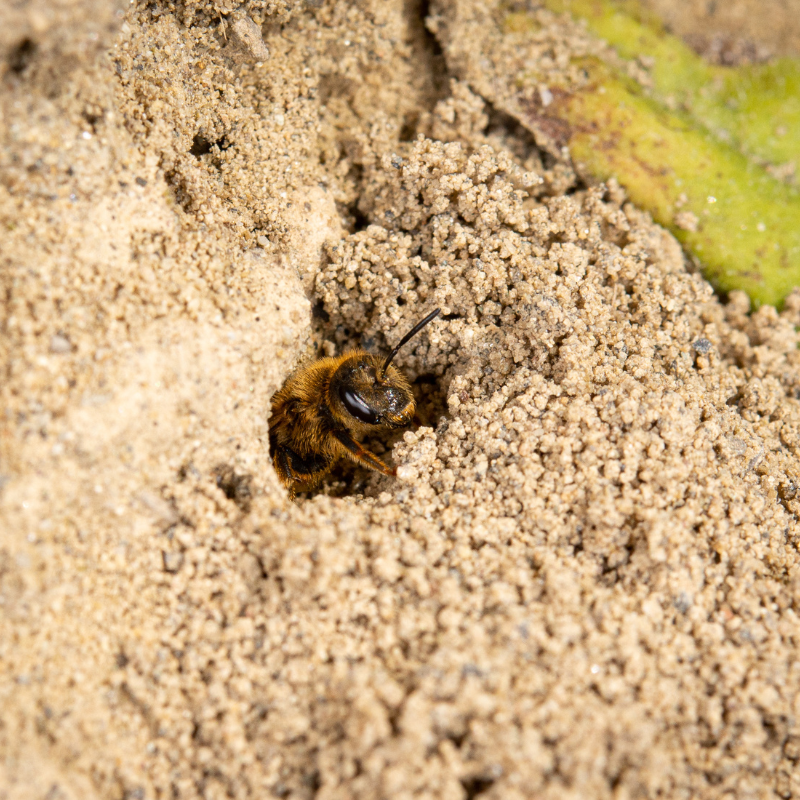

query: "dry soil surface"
xmin=2 ymin=1 xmax=800 ymax=799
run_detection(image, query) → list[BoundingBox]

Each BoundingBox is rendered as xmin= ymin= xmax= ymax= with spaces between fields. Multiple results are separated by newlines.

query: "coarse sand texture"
xmin=2 ymin=1 xmax=800 ymax=799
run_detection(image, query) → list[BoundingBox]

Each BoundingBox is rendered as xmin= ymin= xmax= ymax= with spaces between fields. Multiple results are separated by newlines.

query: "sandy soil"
xmin=641 ymin=0 xmax=800 ymax=64
xmin=2 ymin=1 xmax=800 ymax=798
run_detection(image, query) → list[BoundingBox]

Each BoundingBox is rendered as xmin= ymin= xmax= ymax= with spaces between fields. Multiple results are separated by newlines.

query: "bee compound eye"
xmin=339 ymin=387 xmax=380 ymax=425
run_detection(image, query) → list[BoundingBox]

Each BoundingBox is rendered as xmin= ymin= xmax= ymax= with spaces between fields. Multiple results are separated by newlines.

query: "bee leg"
xmin=273 ymin=446 xmax=297 ymax=497
xmin=332 ymin=429 xmax=396 ymax=477
xmin=274 ymin=444 xmax=332 ymax=497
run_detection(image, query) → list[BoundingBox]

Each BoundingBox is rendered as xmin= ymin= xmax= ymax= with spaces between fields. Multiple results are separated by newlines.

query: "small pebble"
xmin=227 ymin=14 xmax=270 ymax=63
xmin=395 ymin=465 xmax=418 ymax=483
xmin=692 ymin=338 xmax=713 ymax=354
xmin=49 ymin=334 xmax=72 ymax=353
xmin=162 ymin=551 xmax=184 ymax=573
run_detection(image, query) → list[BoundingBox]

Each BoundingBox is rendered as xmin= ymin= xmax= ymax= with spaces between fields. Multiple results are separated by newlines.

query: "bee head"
xmin=332 ymin=356 xmax=414 ymax=429
xmin=331 ymin=309 xmax=440 ymax=430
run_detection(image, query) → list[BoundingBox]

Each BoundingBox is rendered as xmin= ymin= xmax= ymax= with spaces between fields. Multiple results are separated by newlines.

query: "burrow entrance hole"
xmin=270 ymin=303 xmax=452 ymax=501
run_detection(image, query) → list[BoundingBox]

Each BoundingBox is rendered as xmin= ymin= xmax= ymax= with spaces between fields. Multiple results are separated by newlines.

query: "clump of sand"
xmin=2 ymin=1 xmax=800 ymax=799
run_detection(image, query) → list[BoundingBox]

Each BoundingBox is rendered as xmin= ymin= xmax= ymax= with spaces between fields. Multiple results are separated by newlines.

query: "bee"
xmin=268 ymin=308 xmax=441 ymax=497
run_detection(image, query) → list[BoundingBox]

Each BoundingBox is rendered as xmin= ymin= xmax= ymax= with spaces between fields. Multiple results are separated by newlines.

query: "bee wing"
xmin=274 ymin=444 xmax=333 ymax=492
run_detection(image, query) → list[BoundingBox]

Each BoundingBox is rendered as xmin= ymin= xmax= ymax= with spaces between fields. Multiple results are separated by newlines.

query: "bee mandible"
xmin=268 ymin=309 xmax=441 ymax=497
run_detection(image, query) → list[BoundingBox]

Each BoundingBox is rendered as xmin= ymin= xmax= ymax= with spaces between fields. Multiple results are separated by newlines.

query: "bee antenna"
xmin=377 ymin=308 xmax=441 ymax=382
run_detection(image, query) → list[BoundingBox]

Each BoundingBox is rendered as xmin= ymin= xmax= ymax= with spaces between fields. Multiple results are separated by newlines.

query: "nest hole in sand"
xmin=274 ymin=302 xmax=452 ymax=502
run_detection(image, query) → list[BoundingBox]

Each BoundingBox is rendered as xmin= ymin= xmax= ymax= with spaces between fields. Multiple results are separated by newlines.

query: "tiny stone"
xmin=673 ymin=592 xmax=692 ymax=613
xmin=49 ymin=334 xmax=72 ymax=353
xmin=162 ymin=551 xmax=184 ymax=573
xmin=395 ymin=465 xmax=418 ymax=483
xmin=227 ymin=14 xmax=270 ymax=63
xmin=135 ymin=177 xmax=147 ymax=187
xmin=692 ymin=338 xmax=712 ymax=354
